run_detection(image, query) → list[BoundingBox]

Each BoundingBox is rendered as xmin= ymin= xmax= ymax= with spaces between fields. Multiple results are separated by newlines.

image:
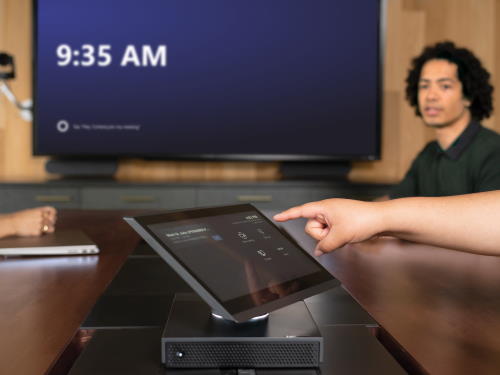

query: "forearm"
xmin=379 ymin=191 xmax=500 ymax=255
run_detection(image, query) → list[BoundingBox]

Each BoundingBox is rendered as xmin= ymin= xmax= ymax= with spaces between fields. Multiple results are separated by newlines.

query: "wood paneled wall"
xmin=1 ymin=0 xmax=499 ymax=182
xmin=350 ymin=0 xmax=500 ymax=183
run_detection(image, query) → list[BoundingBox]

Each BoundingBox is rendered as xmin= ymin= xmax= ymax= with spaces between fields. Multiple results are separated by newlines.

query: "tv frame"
xmin=124 ymin=204 xmax=338 ymax=322
xmin=32 ymin=0 xmax=385 ymax=162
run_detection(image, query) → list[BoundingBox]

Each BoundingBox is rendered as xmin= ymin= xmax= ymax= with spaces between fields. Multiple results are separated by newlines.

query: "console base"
xmin=162 ymin=294 xmax=323 ymax=369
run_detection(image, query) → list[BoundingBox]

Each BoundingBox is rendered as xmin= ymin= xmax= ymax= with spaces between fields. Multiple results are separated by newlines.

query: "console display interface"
xmin=128 ymin=205 xmax=335 ymax=318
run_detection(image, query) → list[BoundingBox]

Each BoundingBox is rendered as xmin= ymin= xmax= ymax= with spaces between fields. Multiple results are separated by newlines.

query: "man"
xmin=386 ymin=41 xmax=500 ymax=199
xmin=274 ymin=191 xmax=500 ymax=257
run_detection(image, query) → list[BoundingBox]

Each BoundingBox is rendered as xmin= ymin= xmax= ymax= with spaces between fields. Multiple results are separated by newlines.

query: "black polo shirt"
xmin=390 ymin=121 xmax=500 ymax=198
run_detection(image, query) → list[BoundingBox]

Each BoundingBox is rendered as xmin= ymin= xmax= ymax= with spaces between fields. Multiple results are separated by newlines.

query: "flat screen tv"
xmin=33 ymin=0 xmax=382 ymax=161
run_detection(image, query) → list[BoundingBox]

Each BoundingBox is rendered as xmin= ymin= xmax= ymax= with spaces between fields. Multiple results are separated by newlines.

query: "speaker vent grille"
xmin=165 ymin=341 xmax=320 ymax=368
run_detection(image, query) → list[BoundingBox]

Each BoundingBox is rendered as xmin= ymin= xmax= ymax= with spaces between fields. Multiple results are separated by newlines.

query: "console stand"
xmin=211 ymin=311 xmax=269 ymax=322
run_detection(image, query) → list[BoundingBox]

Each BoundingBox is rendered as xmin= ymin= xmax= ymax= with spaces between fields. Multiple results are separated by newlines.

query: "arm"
xmin=273 ymin=191 xmax=500 ymax=256
xmin=0 ymin=206 xmax=57 ymax=238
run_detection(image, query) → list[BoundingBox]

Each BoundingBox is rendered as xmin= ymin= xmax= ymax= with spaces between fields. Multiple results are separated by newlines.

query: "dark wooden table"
xmin=0 ymin=210 xmax=143 ymax=375
xmin=320 ymin=239 xmax=500 ymax=375
xmin=1 ymin=210 xmax=500 ymax=375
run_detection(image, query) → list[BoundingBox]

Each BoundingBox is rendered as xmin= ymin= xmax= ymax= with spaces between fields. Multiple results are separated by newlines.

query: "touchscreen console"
xmin=124 ymin=204 xmax=337 ymax=322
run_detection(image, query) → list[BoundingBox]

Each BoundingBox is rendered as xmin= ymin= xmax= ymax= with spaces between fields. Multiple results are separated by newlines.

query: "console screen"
xmin=126 ymin=204 xmax=336 ymax=321
xmin=149 ymin=210 xmax=320 ymax=304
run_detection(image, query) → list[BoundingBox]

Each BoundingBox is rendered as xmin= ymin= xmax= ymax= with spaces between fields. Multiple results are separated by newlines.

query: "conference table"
xmin=1 ymin=209 xmax=500 ymax=375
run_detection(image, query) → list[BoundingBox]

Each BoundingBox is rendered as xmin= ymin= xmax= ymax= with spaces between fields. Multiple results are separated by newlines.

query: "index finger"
xmin=273 ymin=202 xmax=322 ymax=222
xmin=273 ymin=205 xmax=304 ymax=222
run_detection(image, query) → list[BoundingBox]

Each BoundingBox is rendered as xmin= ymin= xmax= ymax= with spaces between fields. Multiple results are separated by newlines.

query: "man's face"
xmin=418 ymin=59 xmax=471 ymax=128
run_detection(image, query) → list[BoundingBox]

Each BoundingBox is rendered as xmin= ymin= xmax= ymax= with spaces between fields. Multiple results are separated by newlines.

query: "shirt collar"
xmin=438 ymin=121 xmax=482 ymax=160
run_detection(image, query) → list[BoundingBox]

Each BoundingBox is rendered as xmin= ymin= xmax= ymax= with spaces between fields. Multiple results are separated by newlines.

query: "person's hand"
xmin=273 ymin=199 xmax=383 ymax=256
xmin=7 ymin=206 xmax=57 ymax=237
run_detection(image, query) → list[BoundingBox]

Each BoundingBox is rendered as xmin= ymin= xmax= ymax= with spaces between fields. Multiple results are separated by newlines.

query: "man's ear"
xmin=463 ymin=97 xmax=472 ymax=107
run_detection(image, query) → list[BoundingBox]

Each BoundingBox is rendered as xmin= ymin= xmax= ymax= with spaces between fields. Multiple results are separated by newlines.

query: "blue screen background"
xmin=35 ymin=0 xmax=380 ymax=159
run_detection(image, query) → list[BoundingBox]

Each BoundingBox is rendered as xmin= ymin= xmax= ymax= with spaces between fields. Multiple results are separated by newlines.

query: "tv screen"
xmin=33 ymin=0 xmax=381 ymax=161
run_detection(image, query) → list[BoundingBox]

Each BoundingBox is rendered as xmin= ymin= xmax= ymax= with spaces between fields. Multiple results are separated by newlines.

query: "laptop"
xmin=0 ymin=230 xmax=99 ymax=256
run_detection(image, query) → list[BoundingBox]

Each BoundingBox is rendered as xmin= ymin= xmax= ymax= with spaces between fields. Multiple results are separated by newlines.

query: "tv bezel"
xmin=32 ymin=0 xmax=385 ymax=162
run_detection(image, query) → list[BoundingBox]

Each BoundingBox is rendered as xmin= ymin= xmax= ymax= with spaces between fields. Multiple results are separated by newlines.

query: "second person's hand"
xmin=274 ymin=199 xmax=383 ymax=256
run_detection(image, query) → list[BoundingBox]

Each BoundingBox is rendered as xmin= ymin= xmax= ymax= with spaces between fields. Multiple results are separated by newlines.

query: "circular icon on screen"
xmin=56 ymin=120 xmax=70 ymax=133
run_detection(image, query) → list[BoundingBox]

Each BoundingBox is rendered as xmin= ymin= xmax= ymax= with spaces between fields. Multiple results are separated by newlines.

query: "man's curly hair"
xmin=405 ymin=41 xmax=493 ymax=121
